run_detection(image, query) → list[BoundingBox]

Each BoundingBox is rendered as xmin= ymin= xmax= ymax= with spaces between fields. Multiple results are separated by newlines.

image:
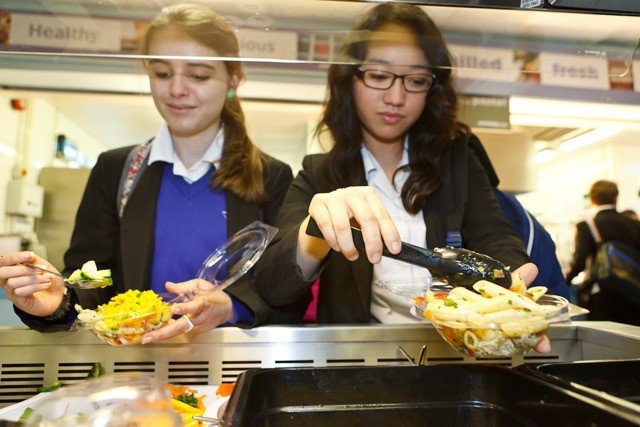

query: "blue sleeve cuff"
xmin=227 ymin=293 xmax=254 ymax=324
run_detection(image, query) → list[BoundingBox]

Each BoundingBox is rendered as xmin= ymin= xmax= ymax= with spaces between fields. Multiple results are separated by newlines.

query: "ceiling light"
xmin=558 ymin=126 xmax=622 ymax=152
xmin=535 ymin=148 xmax=555 ymax=163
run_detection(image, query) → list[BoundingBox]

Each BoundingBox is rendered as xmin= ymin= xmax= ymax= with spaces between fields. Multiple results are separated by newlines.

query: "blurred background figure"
xmin=565 ymin=180 xmax=640 ymax=325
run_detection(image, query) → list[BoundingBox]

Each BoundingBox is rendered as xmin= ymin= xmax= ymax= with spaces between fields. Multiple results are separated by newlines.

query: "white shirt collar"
xmin=148 ymin=123 xmax=224 ymax=182
xmin=594 ymin=204 xmax=616 ymax=213
xmin=361 ymin=137 xmax=410 ymax=188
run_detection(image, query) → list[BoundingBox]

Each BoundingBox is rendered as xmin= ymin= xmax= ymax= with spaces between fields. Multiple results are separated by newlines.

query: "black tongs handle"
xmin=305 ymin=217 xmax=455 ymax=273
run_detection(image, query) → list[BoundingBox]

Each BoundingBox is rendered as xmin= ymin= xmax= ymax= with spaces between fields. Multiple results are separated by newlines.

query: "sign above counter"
xmin=1 ymin=5 xmax=639 ymax=105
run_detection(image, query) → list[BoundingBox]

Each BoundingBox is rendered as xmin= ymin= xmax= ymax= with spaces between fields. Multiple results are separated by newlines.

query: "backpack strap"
xmin=522 ymin=207 xmax=535 ymax=255
xmin=585 ymin=217 xmax=602 ymax=244
xmin=117 ymin=140 xmax=153 ymax=218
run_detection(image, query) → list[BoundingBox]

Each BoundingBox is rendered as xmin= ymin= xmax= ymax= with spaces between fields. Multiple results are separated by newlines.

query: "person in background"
xmin=468 ymin=136 xmax=569 ymax=299
xmin=565 ymin=180 xmax=640 ymax=324
xmin=257 ymin=3 xmax=549 ymax=352
xmin=621 ymin=209 xmax=639 ymax=221
xmin=0 ymin=3 xmax=297 ymax=341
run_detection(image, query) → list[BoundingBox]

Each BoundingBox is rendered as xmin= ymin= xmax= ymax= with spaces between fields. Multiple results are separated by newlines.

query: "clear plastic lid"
xmin=196 ymin=221 xmax=278 ymax=291
xmin=23 ymin=373 xmax=181 ymax=427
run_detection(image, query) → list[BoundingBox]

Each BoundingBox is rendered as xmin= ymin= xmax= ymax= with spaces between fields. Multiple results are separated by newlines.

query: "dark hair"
xmin=140 ymin=3 xmax=267 ymax=204
xmin=589 ymin=180 xmax=618 ymax=206
xmin=316 ymin=3 xmax=467 ymax=214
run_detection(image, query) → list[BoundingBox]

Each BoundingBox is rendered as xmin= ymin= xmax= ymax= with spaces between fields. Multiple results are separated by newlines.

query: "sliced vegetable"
xmin=165 ymin=384 xmax=206 ymax=410
xmin=68 ymin=260 xmax=112 ymax=284
xmin=88 ymin=362 xmax=104 ymax=378
xmin=18 ymin=407 xmax=35 ymax=422
xmin=216 ymin=382 xmax=235 ymax=397
xmin=36 ymin=380 xmax=62 ymax=392
xmin=177 ymin=392 xmax=199 ymax=408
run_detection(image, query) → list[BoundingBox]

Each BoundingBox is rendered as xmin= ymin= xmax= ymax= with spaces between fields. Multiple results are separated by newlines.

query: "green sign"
xmin=459 ymin=95 xmax=510 ymax=129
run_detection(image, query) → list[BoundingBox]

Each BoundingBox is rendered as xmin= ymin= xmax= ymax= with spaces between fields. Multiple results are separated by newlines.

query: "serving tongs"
xmin=306 ymin=218 xmax=512 ymax=289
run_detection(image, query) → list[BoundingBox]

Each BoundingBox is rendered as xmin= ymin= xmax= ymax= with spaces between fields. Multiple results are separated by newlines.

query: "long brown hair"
xmin=316 ymin=3 xmax=468 ymax=214
xmin=140 ymin=3 xmax=267 ymax=204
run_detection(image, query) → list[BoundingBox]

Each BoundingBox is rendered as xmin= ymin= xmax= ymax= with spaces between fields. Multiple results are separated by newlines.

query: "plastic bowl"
xmin=73 ymin=290 xmax=192 ymax=346
xmin=375 ymin=278 xmax=452 ymax=299
xmin=414 ymin=288 xmax=570 ymax=358
xmin=23 ymin=372 xmax=181 ymax=427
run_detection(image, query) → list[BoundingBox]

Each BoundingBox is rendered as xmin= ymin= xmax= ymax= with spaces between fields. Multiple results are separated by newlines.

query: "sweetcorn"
xmin=76 ymin=290 xmax=172 ymax=346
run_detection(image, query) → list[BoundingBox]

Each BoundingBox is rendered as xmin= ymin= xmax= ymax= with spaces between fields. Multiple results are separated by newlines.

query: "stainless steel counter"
xmin=1 ymin=321 xmax=640 ymax=408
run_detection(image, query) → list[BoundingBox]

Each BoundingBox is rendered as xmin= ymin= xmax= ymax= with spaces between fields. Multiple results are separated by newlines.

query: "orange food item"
xmin=216 ymin=382 xmax=235 ymax=397
xmin=165 ymin=384 xmax=206 ymax=411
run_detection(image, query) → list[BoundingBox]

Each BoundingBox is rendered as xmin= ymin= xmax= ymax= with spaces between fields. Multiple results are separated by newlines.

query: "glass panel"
xmin=1 ymin=1 xmax=638 ymax=71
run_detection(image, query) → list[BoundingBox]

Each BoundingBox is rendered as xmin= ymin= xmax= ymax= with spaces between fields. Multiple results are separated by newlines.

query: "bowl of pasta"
xmin=73 ymin=290 xmax=192 ymax=346
xmin=413 ymin=280 xmax=570 ymax=358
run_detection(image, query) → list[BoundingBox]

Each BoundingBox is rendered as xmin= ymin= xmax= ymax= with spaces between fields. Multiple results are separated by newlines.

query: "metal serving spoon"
xmin=23 ymin=264 xmax=113 ymax=290
xmin=305 ymin=218 xmax=512 ymax=289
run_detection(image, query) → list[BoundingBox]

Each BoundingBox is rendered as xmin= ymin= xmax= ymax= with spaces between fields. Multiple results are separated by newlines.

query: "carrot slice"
xmin=216 ymin=383 xmax=235 ymax=397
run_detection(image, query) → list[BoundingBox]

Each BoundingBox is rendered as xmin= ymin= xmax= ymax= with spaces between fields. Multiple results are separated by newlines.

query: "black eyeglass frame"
xmin=355 ymin=68 xmax=436 ymax=93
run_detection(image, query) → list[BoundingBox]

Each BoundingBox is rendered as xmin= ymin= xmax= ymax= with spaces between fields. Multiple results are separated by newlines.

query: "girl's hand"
xmin=307 ymin=186 xmax=401 ymax=264
xmin=0 ymin=251 xmax=66 ymax=317
xmin=141 ymin=279 xmax=232 ymax=344
xmin=512 ymin=262 xmax=550 ymax=354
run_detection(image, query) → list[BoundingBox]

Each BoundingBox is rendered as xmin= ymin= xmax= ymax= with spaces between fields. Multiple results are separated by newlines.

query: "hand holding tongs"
xmin=305 ymin=217 xmax=512 ymax=289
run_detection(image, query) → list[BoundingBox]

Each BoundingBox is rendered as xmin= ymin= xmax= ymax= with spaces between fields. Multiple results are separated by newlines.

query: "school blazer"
xmin=17 ymin=145 xmax=296 ymax=331
xmin=257 ymin=137 xmax=530 ymax=324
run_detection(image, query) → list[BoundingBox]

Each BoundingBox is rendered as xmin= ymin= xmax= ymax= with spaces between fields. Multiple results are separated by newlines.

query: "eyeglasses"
xmin=355 ymin=68 xmax=435 ymax=93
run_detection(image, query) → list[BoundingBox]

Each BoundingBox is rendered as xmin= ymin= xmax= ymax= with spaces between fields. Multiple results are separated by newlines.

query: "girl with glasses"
xmin=258 ymin=3 xmax=549 ymax=353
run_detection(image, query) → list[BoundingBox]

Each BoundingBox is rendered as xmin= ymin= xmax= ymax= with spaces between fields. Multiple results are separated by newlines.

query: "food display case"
xmin=2 ymin=323 xmax=640 ymax=407
xmin=2 ymin=0 xmax=640 ymax=425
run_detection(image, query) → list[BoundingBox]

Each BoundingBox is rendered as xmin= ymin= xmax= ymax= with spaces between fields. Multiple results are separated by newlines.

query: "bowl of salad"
xmin=73 ymin=290 xmax=191 ymax=346
xmin=413 ymin=280 xmax=570 ymax=358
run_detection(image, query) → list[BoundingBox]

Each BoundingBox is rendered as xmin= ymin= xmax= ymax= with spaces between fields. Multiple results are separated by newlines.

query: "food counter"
xmin=1 ymin=321 xmax=640 ymax=409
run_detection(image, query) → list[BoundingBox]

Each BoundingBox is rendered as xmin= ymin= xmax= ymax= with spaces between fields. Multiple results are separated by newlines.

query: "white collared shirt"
xmin=148 ymin=124 xmax=223 ymax=183
xmin=593 ymin=204 xmax=616 ymax=214
xmin=363 ymin=141 xmax=431 ymax=324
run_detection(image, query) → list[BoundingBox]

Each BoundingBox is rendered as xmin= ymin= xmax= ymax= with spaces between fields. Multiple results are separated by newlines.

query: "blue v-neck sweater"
xmin=151 ymin=164 xmax=226 ymax=294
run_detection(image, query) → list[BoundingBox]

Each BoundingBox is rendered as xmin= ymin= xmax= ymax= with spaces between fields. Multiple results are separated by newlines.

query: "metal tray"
xmin=223 ymin=364 xmax=640 ymax=426
xmin=536 ymin=359 xmax=640 ymax=404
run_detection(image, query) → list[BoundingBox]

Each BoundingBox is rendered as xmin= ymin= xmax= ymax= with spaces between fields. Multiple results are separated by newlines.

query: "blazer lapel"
xmin=120 ymin=162 xmax=164 ymax=290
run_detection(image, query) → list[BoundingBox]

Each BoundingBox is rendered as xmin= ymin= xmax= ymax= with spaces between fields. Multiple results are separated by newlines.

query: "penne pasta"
xmin=525 ymin=286 xmax=548 ymax=302
xmin=418 ymin=278 xmax=569 ymax=358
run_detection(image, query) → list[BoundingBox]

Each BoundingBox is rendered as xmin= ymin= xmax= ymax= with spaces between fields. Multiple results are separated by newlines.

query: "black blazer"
xmin=565 ymin=208 xmax=640 ymax=284
xmin=17 ymin=144 xmax=297 ymax=330
xmin=257 ymin=137 xmax=530 ymax=324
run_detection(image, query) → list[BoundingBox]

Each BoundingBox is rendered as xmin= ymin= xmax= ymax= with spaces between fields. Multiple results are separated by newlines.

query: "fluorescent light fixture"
xmin=558 ymin=126 xmax=622 ymax=152
xmin=535 ymin=148 xmax=555 ymax=163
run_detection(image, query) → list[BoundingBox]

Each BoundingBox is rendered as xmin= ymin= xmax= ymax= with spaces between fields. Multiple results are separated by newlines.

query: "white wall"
xmin=0 ymin=92 xmax=108 ymax=237
xmin=517 ymin=130 xmax=640 ymax=269
xmin=0 ymin=95 xmax=21 ymax=234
